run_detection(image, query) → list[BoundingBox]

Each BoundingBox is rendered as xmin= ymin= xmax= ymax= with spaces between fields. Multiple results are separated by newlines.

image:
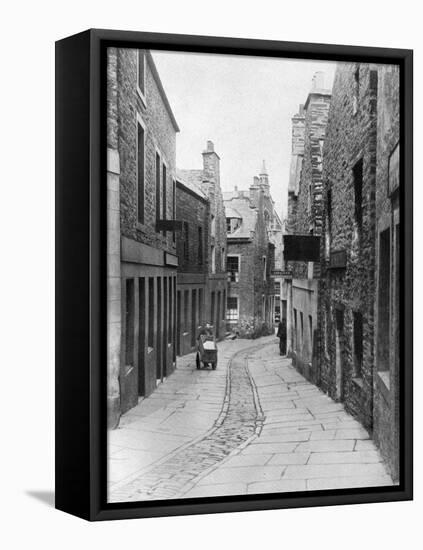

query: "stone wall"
xmin=117 ymin=49 xmax=177 ymax=254
xmin=288 ymin=91 xmax=331 ymax=279
xmin=226 ymin=188 xmax=275 ymax=338
xmin=176 ymin=181 xmax=209 ymax=274
xmin=373 ymin=64 xmax=400 ymax=481
xmin=177 ymin=141 xmax=228 ymax=339
xmin=318 ymin=63 xmax=378 ymax=431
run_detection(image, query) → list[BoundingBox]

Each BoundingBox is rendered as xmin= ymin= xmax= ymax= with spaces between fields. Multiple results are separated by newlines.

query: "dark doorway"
xmin=191 ymin=289 xmax=197 ymax=348
xmin=211 ymin=291 xmax=215 ymax=329
xmin=172 ymin=277 xmax=176 ymax=363
xmin=176 ymin=290 xmax=181 ymax=356
xmin=156 ymin=277 xmax=162 ymax=381
xmin=216 ymin=291 xmax=221 ymax=338
xmin=138 ymin=278 xmax=145 ymax=396
xmin=163 ymin=277 xmax=168 ymax=377
xmin=335 ymin=308 xmax=344 ymax=401
xmin=125 ymin=279 xmax=135 ymax=369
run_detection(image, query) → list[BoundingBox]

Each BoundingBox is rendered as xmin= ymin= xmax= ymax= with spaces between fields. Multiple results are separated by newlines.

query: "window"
xmin=162 ymin=163 xmax=167 ymax=235
xmin=308 ymin=183 xmax=312 ymax=214
xmin=353 ymin=64 xmax=360 ymax=116
xmin=227 ymin=296 xmax=238 ymax=321
xmin=262 ymin=256 xmax=267 ymax=281
xmin=326 ymin=189 xmax=332 ymax=258
xmin=155 ymin=152 xmax=161 ymax=228
xmin=183 ymin=222 xmax=189 ymax=262
xmin=223 ymin=290 xmax=226 ymax=320
xmin=221 ymin=247 xmax=225 ymax=270
xmin=137 ymin=120 xmax=145 ymax=224
xmin=211 ymin=215 xmax=216 ymax=237
xmin=227 ymin=255 xmax=239 ymax=282
xmin=226 ymin=217 xmax=241 ymax=234
xmin=148 ymin=278 xmax=154 ymax=349
xmin=137 ymin=50 xmax=146 ymax=101
xmin=353 ymin=159 xmax=363 ymax=247
xmin=211 ymin=245 xmax=216 ymax=273
xmin=353 ymin=311 xmax=363 ymax=378
xmin=198 ymin=227 xmax=203 ymax=264
xmin=275 ymin=281 xmax=281 ymax=295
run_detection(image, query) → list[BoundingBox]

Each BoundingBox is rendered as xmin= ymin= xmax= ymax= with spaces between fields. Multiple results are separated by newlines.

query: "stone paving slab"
xmin=108 ymin=336 xmax=396 ymax=502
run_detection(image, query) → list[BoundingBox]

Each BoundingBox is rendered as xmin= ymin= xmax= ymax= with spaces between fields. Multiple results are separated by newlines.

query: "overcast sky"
xmin=152 ymin=51 xmax=337 ymax=218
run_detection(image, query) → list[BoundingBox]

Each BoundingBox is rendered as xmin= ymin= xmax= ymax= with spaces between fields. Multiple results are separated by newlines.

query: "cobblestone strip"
xmin=109 ymin=343 xmax=266 ymax=502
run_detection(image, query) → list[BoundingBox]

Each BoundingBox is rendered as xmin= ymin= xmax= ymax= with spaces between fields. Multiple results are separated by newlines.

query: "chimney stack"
xmin=312 ymin=71 xmax=325 ymax=91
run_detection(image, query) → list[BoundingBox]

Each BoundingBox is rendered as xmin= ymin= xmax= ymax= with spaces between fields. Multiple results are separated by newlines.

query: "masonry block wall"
xmin=107 ymin=48 xmax=179 ymax=426
xmin=106 ymin=47 xmax=122 ymax=428
xmin=373 ymin=65 xmax=400 ymax=481
xmin=118 ymin=49 xmax=177 ymax=254
xmin=175 ymin=180 xmax=210 ymax=356
xmin=177 ymin=141 xmax=228 ymax=339
xmin=225 ymin=184 xmax=275 ymax=338
xmin=318 ymin=63 xmax=378 ymax=431
xmin=176 ymin=182 xmax=209 ymax=274
xmin=288 ymin=87 xmax=331 ymax=279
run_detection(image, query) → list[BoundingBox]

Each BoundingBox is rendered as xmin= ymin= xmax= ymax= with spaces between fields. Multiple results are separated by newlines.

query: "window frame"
xmin=136 ymin=113 xmax=146 ymax=225
xmin=227 ymin=296 xmax=239 ymax=322
xmin=155 ymin=147 xmax=162 ymax=231
xmin=136 ymin=49 xmax=147 ymax=106
xmin=227 ymin=254 xmax=241 ymax=282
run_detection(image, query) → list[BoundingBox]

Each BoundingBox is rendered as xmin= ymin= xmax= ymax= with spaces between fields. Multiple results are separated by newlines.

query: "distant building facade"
xmin=318 ymin=63 xmax=378 ymax=432
xmin=175 ymin=177 xmax=209 ymax=356
xmin=285 ymin=72 xmax=331 ymax=381
xmin=107 ymin=48 xmax=180 ymax=428
xmin=373 ymin=65 xmax=400 ymax=481
xmin=223 ymin=164 xmax=276 ymax=338
xmin=178 ymin=141 xmax=227 ymax=340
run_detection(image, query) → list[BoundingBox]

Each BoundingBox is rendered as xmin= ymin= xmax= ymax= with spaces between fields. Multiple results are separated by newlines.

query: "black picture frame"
xmin=55 ymin=28 xmax=413 ymax=521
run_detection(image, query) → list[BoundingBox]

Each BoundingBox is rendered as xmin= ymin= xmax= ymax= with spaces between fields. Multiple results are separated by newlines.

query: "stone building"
xmin=318 ymin=63 xmax=379 ymax=432
xmin=373 ymin=65 xmax=400 ymax=481
xmin=285 ymin=72 xmax=331 ymax=379
xmin=175 ymin=176 xmax=210 ymax=356
xmin=107 ymin=48 xmax=180 ymax=428
xmin=223 ymin=164 xmax=276 ymax=337
xmin=178 ymin=141 xmax=227 ymax=340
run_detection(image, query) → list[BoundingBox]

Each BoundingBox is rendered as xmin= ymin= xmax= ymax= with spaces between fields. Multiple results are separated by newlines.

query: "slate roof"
xmin=176 ymin=170 xmax=208 ymax=200
xmin=224 ymin=195 xmax=257 ymax=240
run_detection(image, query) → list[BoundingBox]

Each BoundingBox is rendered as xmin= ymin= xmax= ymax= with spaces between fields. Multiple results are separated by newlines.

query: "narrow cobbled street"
xmin=108 ymin=336 xmax=394 ymax=502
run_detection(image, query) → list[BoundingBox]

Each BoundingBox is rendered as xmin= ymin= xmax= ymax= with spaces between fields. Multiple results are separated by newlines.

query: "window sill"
xmin=377 ymin=371 xmax=390 ymax=391
xmin=352 ymin=376 xmax=364 ymax=390
xmin=136 ymin=86 xmax=147 ymax=108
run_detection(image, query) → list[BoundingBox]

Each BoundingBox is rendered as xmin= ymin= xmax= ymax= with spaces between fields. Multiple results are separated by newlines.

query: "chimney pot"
xmin=206 ymin=140 xmax=214 ymax=152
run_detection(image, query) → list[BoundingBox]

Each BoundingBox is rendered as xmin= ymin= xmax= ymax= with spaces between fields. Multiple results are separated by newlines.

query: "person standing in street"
xmin=277 ymin=318 xmax=287 ymax=356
